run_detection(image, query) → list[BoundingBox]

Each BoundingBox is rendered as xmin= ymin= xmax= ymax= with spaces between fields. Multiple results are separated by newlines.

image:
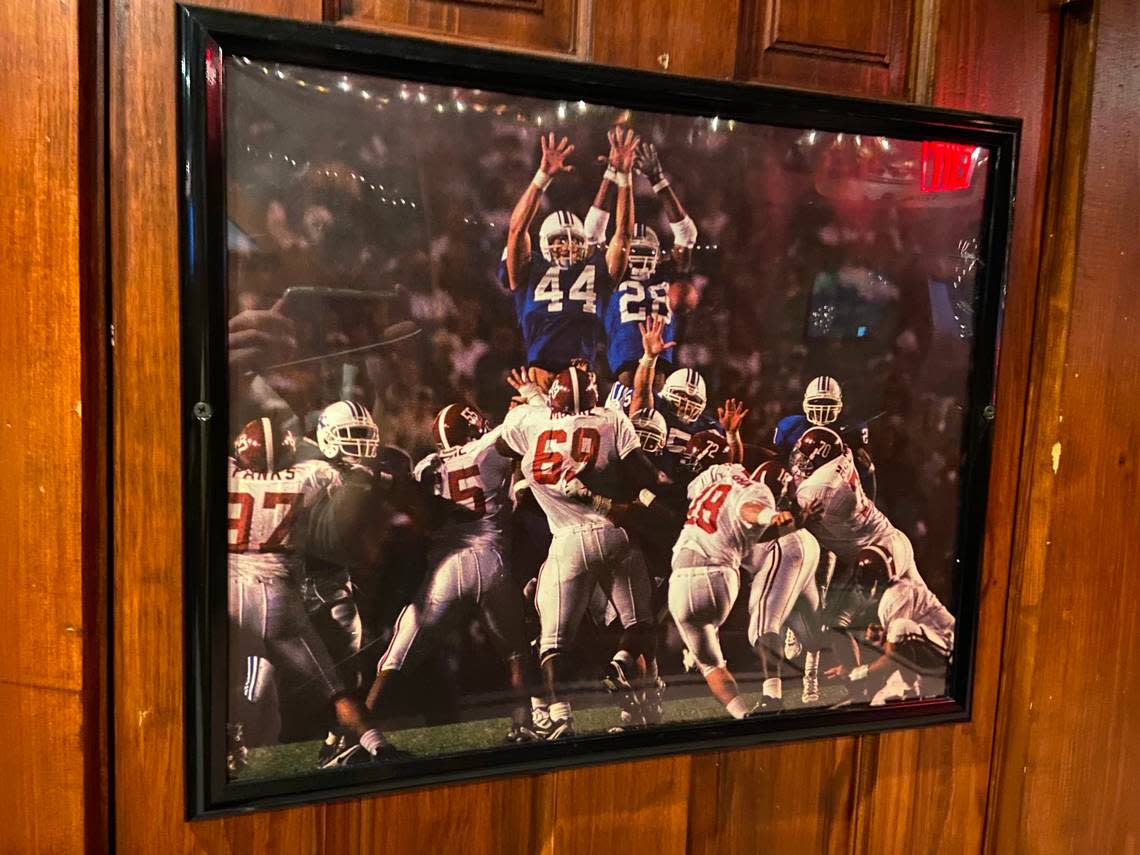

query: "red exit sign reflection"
xmin=921 ymin=141 xmax=979 ymax=192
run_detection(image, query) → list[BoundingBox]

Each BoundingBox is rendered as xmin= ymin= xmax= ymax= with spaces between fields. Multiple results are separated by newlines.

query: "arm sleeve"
xmin=613 ymin=410 xmax=642 ymax=459
xmin=499 ymin=406 xmax=531 ymax=456
xmin=302 ymin=467 xmax=378 ymax=565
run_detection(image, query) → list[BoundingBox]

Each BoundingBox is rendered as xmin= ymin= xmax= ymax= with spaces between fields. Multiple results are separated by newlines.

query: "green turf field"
xmin=234 ymin=683 xmax=849 ymax=783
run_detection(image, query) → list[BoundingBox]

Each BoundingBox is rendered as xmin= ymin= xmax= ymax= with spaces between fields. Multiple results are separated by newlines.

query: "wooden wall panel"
xmin=735 ymin=0 xmax=915 ymax=97
xmin=327 ymin=0 xmax=582 ymax=56
xmin=0 ymin=0 xmax=91 ymax=853
xmin=986 ymin=1 xmax=1140 ymax=851
xmin=591 ymin=0 xmax=740 ymax=78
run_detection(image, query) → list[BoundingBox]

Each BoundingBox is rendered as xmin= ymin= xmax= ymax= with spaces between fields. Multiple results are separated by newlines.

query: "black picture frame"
xmin=177 ymin=3 xmax=1017 ymax=819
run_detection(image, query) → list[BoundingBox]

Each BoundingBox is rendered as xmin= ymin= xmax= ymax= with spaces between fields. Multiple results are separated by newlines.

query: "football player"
xmin=227 ymin=416 xmax=398 ymax=770
xmin=827 ymin=546 xmax=955 ymax=705
xmin=501 ymin=129 xmax=638 ymax=387
xmin=669 ymin=432 xmax=797 ymax=719
xmin=611 ymin=315 xmax=744 ymax=476
xmin=774 ymin=376 xmax=876 ymax=498
xmin=495 ymin=365 xmax=669 ymax=738
xmin=742 ymin=461 xmax=825 ymax=711
xmin=790 ymin=426 xmax=919 ymax=584
xmin=364 ymin=403 xmax=543 ymax=742
xmin=303 ymin=400 xmax=377 ymax=765
xmin=602 ymin=142 xmax=699 ymax=386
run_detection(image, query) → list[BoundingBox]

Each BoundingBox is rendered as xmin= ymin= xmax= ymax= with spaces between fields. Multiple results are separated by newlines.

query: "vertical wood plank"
xmin=988 ymin=1 xmax=1140 ymax=851
xmin=590 ymin=0 xmax=740 ymax=78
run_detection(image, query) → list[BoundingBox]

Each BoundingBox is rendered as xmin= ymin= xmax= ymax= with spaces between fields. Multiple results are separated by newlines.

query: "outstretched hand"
xmin=607 ymin=127 xmax=641 ymax=173
xmin=539 ymin=133 xmax=575 ymax=176
xmin=634 ymin=141 xmax=663 ymax=181
xmin=228 ymin=298 xmax=297 ymax=373
xmin=638 ymin=315 xmax=676 ymax=359
xmin=717 ymin=398 xmax=749 ymax=434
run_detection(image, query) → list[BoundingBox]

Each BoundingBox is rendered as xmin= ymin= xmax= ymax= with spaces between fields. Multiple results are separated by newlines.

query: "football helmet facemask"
xmin=803 ymin=375 xmax=843 ymax=426
xmin=432 ymin=403 xmax=488 ymax=455
xmin=233 ymin=417 xmax=297 ymax=475
xmin=539 ymin=211 xmax=588 ymax=270
xmin=661 ymin=368 xmax=707 ymax=424
xmin=630 ymin=408 xmax=668 ymax=454
xmin=628 ymin=224 xmax=661 ymax=281
xmin=855 ymin=544 xmax=894 ymax=603
xmin=316 ymin=400 xmax=380 ymax=465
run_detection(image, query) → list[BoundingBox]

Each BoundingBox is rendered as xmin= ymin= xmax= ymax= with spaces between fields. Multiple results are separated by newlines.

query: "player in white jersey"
xmin=227 ymin=416 xmax=398 ymax=771
xmin=827 ymin=546 xmax=955 ymax=705
xmin=365 ymin=404 xmax=542 ymax=742
xmin=496 ymin=366 xmax=669 ymax=738
xmin=669 ymin=432 xmax=797 ymax=720
xmin=742 ymin=461 xmax=825 ymax=710
xmin=791 ymin=426 xmax=922 ymax=585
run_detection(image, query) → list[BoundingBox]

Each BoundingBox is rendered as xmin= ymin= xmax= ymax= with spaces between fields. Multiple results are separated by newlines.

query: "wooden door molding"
xmin=325 ymin=0 xmax=584 ymax=57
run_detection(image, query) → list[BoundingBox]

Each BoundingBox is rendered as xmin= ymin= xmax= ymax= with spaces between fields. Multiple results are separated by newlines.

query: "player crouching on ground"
xmin=668 ymin=432 xmax=800 ymax=720
xmin=826 ymin=546 xmax=955 ymax=705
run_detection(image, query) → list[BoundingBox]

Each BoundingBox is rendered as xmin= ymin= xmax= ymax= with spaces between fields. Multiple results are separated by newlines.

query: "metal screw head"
xmin=193 ymin=401 xmax=213 ymax=422
xmin=983 ymin=404 xmax=996 ymax=421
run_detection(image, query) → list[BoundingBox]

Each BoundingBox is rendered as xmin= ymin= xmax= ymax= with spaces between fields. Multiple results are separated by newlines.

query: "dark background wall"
xmin=1 ymin=0 xmax=1135 ymax=852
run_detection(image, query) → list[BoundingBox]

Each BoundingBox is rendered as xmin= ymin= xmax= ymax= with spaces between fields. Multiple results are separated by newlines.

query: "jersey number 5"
xmin=532 ymin=427 xmax=601 ymax=484
xmin=685 ymin=482 xmax=731 ymax=534
xmin=536 ymin=266 xmax=597 ymax=314
xmin=447 ymin=465 xmax=487 ymax=515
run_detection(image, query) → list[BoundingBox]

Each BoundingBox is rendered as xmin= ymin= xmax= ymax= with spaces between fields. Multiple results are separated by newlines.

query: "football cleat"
xmin=544 ymin=717 xmax=576 ymax=741
xmin=316 ymin=732 xmax=348 ymax=769
xmin=316 ymin=733 xmax=359 ymax=769
xmin=339 ymin=742 xmax=415 ymax=767
xmin=642 ymin=676 xmax=666 ymax=726
xmin=505 ymin=724 xmax=543 ymax=743
xmin=802 ymin=651 xmax=821 ymax=705
xmin=745 ymin=696 xmax=785 ymax=717
xmin=601 ymin=660 xmax=645 ymax=727
xmin=226 ymin=723 xmax=249 ymax=775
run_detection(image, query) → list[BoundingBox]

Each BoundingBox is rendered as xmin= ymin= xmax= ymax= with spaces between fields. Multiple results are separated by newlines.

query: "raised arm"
xmin=635 ymin=142 xmax=698 ymax=272
xmin=605 ymin=128 xmax=639 ymax=282
xmin=717 ymin=398 xmax=749 ymax=464
xmin=631 ymin=314 xmax=675 ymax=414
xmin=506 ymin=133 xmax=574 ymax=291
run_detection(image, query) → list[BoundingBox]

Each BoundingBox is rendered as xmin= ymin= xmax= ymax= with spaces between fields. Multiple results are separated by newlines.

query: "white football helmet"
xmin=630 ymin=408 xmax=668 ymax=454
xmin=661 ymin=368 xmax=707 ymax=424
xmin=316 ymin=400 xmax=379 ymax=464
xmin=803 ymin=376 xmax=843 ymax=426
xmin=539 ymin=210 xmax=588 ymax=269
xmin=628 ymin=224 xmax=661 ymax=281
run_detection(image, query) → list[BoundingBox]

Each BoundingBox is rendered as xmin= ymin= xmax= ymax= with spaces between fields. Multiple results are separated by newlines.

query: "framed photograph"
xmin=178 ymin=4 xmax=1017 ymax=817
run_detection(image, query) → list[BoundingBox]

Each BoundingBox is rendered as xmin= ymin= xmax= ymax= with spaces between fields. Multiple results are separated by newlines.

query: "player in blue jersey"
xmin=501 ymin=130 xmax=638 ymax=387
xmin=607 ymin=315 xmax=747 ymax=481
xmin=773 ymin=375 xmax=876 ymax=499
xmin=603 ymin=142 xmax=700 ymax=386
